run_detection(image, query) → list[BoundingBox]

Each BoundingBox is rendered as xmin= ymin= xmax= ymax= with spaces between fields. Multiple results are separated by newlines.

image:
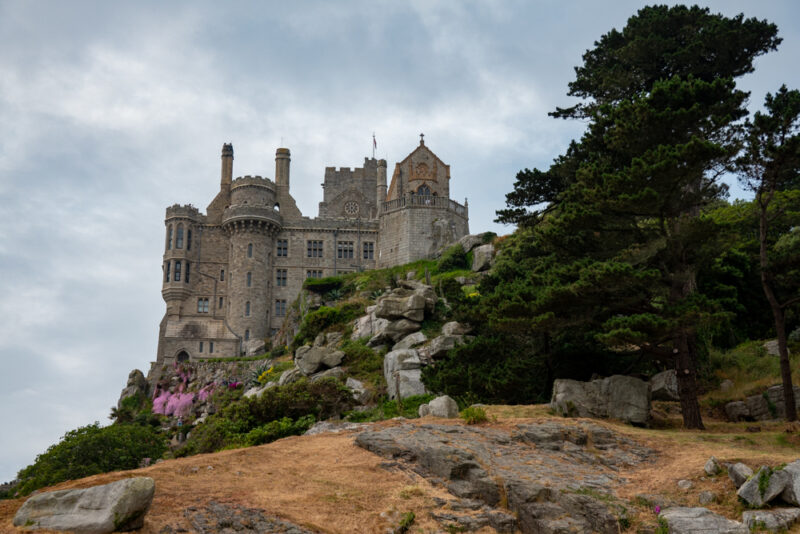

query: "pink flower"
xmin=152 ymin=391 xmax=172 ymax=415
xmin=654 ymin=505 xmax=661 ymax=515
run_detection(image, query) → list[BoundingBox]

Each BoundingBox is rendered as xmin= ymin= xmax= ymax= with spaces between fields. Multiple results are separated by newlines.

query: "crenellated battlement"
xmin=166 ymin=204 xmax=201 ymax=220
xmin=231 ymin=175 xmax=275 ymax=190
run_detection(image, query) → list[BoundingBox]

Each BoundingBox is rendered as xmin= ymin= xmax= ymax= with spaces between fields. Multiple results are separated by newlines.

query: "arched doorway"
xmin=176 ymin=351 xmax=190 ymax=363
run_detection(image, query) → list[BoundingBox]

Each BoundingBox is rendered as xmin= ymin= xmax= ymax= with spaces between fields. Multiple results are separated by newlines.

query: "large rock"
xmin=277 ymin=366 xmax=303 ymax=386
xmin=550 ymin=375 xmax=651 ymax=426
xmin=346 ymin=377 xmax=369 ymax=404
xmin=370 ymin=318 xmax=421 ymax=345
xmin=421 ymin=334 xmax=466 ymax=360
xmin=742 ymin=508 xmax=800 ymax=532
xmin=659 ymin=507 xmax=747 ymax=534
xmin=737 ymin=466 xmax=789 ymax=508
xmin=244 ymin=338 xmax=266 ymax=356
xmin=471 ymin=244 xmax=494 ymax=272
xmin=780 ymin=460 xmax=800 ymax=505
xmin=457 ymin=234 xmax=485 ymax=253
xmin=704 ymin=456 xmax=723 ymax=476
xmin=393 ymin=331 xmax=427 ymax=350
xmin=118 ymin=369 xmax=149 ymax=409
xmin=374 ymin=294 xmax=426 ymax=322
xmin=397 ymin=280 xmax=437 ymax=313
xmin=13 ymin=477 xmax=155 ymax=533
xmin=728 ymin=462 xmax=754 ymax=489
xmin=384 ymin=349 xmax=427 ymax=400
xmin=442 ymin=321 xmax=472 ymax=336
xmin=650 ymin=369 xmax=680 ymax=401
xmin=419 ymin=395 xmax=460 ymax=418
xmin=310 ymin=367 xmax=346 ymax=382
xmin=243 ymin=381 xmax=277 ymax=398
xmin=725 ymin=385 xmax=800 ymax=422
xmin=294 ymin=346 xmax=344 ymax=375
xmin=351 ymin=315 xmax=373 ymax=340
xmin=725 ymin=401 xmax=750 ymax=422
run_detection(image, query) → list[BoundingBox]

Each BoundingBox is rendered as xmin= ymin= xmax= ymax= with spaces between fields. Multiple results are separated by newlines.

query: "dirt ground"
xmin=3 ymin=408 xmax=800 ymax=533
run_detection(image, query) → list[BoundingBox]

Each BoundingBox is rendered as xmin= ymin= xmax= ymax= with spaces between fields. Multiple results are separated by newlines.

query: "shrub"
xmin=341 ymin=339 xmax=383 ymax=388
xmin=303 ymin=276 xmax=343 ymax=294
xmin=244 ymin=415 xmax=316 ymax=446
xmin=437 ymin=244 xmax=468 ymax=272
xmin=460 ymin=406 xmax=488 ymax=424
xmin=16 ymin=423 xmax=166 ymax=496
xmin=293 ymin=306 xmax=341 ymax=346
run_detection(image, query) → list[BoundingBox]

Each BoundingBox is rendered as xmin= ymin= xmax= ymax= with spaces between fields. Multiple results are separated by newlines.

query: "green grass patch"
xmin=345 ymin=394 xmax=435 ymax=422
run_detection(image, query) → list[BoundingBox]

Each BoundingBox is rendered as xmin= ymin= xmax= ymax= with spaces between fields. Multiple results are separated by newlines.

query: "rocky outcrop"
xmin=650 ymin=369 xmax=679 ymax=401
xmin=355 ymin=421 xmax=652 ymax=534
xmin=441 ymin=321 xmax=472 ymax=336
xmin=471 ymin=244 xmax=494 ymax=272
xmin=781 ymin=460 xmax=800 ymax=505
xmin=742 ymin=508 xmax=800 ymax=532
xmin=159 ymin=501 xmax=316 ymax=534
xmin=419 ymin=395 xmax=459 ymax=418
xmin=374 ymin=293 xmax=426 ymax=322
xmin=118 ymin=369 xmax=150 ymax=409
xmin=724 ymin=385 xmax=800 ymax=421
xmin=659 ymin=507 xmax=747 ymax=534
xmin=294 ymin=345 xmax=345 ymax=376
xmin=244 ymin=339 xmax=266 ymax=356
xmin=384 ymin=349 xmax=427 ymax=399
xmin=550 ymin=375 xmax=651 ymax=426
xmin=393 ymin=331 xmax=427 ymax=350
xmin=737 ymin=466 xmax=790 ymax=508
xmin=728 ymin=462 xmax=754 ymax=488
xmin=419 ymin=334 xmax=468 ymax=361
xmin=14 ymin=477 xmax=155 ymax=533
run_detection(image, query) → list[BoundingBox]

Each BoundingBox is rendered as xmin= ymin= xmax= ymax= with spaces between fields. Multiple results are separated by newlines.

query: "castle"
xmin=155 ymin=137 xmax=469 ymax=363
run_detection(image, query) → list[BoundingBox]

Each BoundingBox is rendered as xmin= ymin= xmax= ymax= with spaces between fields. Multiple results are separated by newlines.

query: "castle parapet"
xmin=166 ymin=204 xmax=201 ymax=220
xmin=231 ymin=175 xmax=275 ymax=191
xmin=381 ymin=194 xmax=468 ymax=218
xmin=221 ymin=205 xmax=282 ymax=234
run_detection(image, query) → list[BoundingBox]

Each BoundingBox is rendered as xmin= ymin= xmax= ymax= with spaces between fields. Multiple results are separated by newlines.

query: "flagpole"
xmin=372 ymin=132 xmax=376 ymax=159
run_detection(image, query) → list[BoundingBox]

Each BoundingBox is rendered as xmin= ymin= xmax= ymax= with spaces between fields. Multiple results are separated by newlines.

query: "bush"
xmin=345 ymin=394 xmax=435 ymax=422
xmin=460 ymin=406 xmax=488 ymax=424
xmin=294 ymin=306 xmax=341 ymax=346
xmin=244 ymin=415 xmax=316 ymax=446
xmin=303 ymin=276 xmax=344 ymax=294
xmin=16 ymin=423 xmax=166 ymax=496
xmin=341 ymin=339 xmax=383 ymax=388
xmin=437 ymin=244 xmax=468 ymax=272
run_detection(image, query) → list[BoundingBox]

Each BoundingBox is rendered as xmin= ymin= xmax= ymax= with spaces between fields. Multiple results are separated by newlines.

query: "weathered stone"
xmin=386 ymin=369 xmax=427 ymax=400
xmin=779 ymin=460 xmax=800 ymax=505
xmin=729 ymin=462 xmax=754 ymax=488
xmin=374 ymin=294 xmax=426 ymax=322
xmin=737 ymin=466 xmax=789 ymax=508
xmin=345 ymin=377 xmax=369 ymax=404
xmin=422 ymin=334 xmax=466 ymax=360
xmin=457 ymin=234 xmax=485 ymax=253
xmin=178 ymin=501 xmax=316 ymax=534
xmin=698 ymin=491 xmax=717 ymax=505
xmin=550 ymin=375 xmax=650 ymax=426
xmin=764 ymin=339 xmax=791 ymax=356
xmin=310 ymin=367 xmax=346 ymax=382
xmin=380 ymin=319 xmax=422 ymax=343
xmin=704 ymin=456 xmax=723 ymax=476
xmin=393 ymin=331 xmax=427 ymax=350
xmin=650 ymin=369 xmax=680 ymax=401
xmin=732 ymin=385 xmax=800 ymax=421
xmin=304 ymin=421 xmax=367 ymax=435
xmin=720 ymin=379 xmax=735 ymax=392
xmin=419 ymin=395 xmax=459 ymax=418
xmin=118 ymin=369 xmax=149 ymax=409
xmin=351 ymin=315 xmax=373 ymax=340
xmin=441 ymin=321 xmax=472 ymax=336
xmin=294 ymin=346 xmax=344 ymax=375
xmin=397 ymin=280 xmax=438 ymax=313
xmin=277 ymin=367 xmax=303 ymax=386
xmin=325 ymin=332 xmax=343 ymax=346
xmin=13 ymin=477 xmax=155 ymax=533
xmin=677 ymin=479 xmax=693 ymax=490
xmin=659 ymin=507 xmax=747 ymax=534
xmin=243 ymin=381 xmax=277 ymax=398
xmin=366 ymin=318 xmax=391 ymax=346
xmin=471 ymin=244 xmax=494 ymax=272
xmin=742 ymin=508 xmax=800 ymax=532
xmin=244 ymin=338 xmax=266 ymax=356
xmin=725 ymin=401 xmax=750 ymax=422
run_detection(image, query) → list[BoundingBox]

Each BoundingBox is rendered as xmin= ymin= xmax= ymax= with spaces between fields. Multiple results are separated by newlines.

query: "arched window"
xmin=167 ymin=225 xmax=173 ymax=250
xmin=417 ymin=185 xmax=432 ymax=196
xmin=247 ymin=243 xmax=253 ymax=257
xmin=177 ymin=351 xmax=189 ymax=362
xmin=244 ymin=329 xmax=250 ymax=341
xmin=176 ymin=224 xmax=184 ymax=249
xmin=245 ymin=301 xmax=250 ymax=316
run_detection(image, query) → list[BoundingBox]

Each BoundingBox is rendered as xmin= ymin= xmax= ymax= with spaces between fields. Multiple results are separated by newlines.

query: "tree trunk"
xmin=758 ymin=192 xmax=797 ymax=421
xmin=674 ymin=331 xmax=705 ymax=430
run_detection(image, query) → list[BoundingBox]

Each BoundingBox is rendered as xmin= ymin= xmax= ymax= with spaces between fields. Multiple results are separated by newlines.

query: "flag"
xmin=373 ymin=133 xmax=377 ymax=150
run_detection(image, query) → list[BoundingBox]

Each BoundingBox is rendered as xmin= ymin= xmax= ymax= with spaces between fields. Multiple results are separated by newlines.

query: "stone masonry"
xmin=154 ymin=137 xmax=469 ymax=366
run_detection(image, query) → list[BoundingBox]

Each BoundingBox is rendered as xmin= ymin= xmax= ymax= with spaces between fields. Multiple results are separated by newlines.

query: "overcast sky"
xmin=1 ymin=0 xmax=798 ymax=482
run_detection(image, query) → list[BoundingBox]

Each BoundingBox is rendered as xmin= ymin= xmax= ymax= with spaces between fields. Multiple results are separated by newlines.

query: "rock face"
xmin=118 ymin=369 xmax=150 ymax=409
xmin=374 ymin=294 xmax=426 ymax=322
xmin=160 ymin=501 xmax=316 ymax=534
xmin=355 ymin=421 xmax=652 ymax=534
xmin=724 ymin=384 xmax=800 ymax=421
xmin=471 ymin=244 xmax=494 ymax=272
xmin=742 ymin=508 xmax=800 ymax=532
xmin=383 ymin=349 xmax=427 ymax=400
xmin=419 ymin=395 xmax=459 ymax=418
xmin=550 ymin=375 xmax=651 ymax=426
xmin=650 ymin=369 xmax=680 ymax=401
xmin=393 ymin=331 xmax=427 ymax=350
xmin=420 ymin=334 xmax=467 ymax=361
xmin=13 ymin=477 xmax=155 ymax=533
xmin=659 ymin=507 xmax=747 ymax=534
xmin=294 ymin=346 xmax=344 ymax=376
xmin=737 ymin=466 xmax=790 ymax=508
xmin=244 ymin=338 xmax=266 ymax=356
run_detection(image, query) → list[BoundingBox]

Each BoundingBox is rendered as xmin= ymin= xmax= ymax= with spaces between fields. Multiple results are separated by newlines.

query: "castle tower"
xmin=221 ymin=176 xmax=282 ymax=350
xmin=162 ymin=205 xmax=201 ymax=317
xmin=221 ymin=143 xmax=234 ymax=187
xmin=275 ymin=148 xmax=290 ymax=188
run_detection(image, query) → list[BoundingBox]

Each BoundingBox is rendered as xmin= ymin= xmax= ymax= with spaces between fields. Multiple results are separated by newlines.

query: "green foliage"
xmin=460 ymin=406 xmax=488 ymax=425
xmin=758 ymin=467 xmax=773 ymax=497
xmin=302 ymin=275 xmax=343 ymax=294
xmin=16 ymin=423 xmax=166 ymax=496
xmin=179 ymin=378 xmax=354 ymax=455
xmin=437 ymin=244 xmax=468 ymax=272
xmin=655 ymin=516 xmax=669 ymax=534
xmin=293 ymin=306 xmax=341 ymax=347
xmin=395 ymin=511 xmax=415 ymax=534
xmin=340 ymin=339 xmax=383 ymax=389
xmin=345 ymin=394 xmax=435 ymax=422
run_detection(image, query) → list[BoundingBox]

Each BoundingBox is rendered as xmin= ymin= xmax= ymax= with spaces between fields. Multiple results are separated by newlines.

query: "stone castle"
xmin=155 ymin=137 xmax=469 ymax=363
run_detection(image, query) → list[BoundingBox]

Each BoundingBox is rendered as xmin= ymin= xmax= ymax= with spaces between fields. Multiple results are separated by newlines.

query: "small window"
xmin=199 ymin=341 xmax=204 ymax=353
xmin=247 ymin=243 xmax=253 ymax=258
xmin=276 ymin=269 xmax=287 ymax=286
xmin=245 ymin=301 xmax=250 ymax=316
xmin=246 ymin=272 xmax=252 ymax=287
xmin=307 ymin=240 xmax=323 ymax=258
xmin=306 ymin=270 xmax=323 ymax=279
xmin=244 ymin=329 xmax=250 ymax=341
xmin=363 ymin=242 xmax=374 ymax=260
xmin=197 ymin=298 xmax=209 ymax=313
xmin=187 ymin=229 xmax=192 ymax=251
xmin=417 ymin=185 xmax=432 ymax=196
xmin=219 ymin=296 xmax=223 ymax=309
xmin=220 ymin=269 xmax=225 ymax=281
xmin=276 ymin=239 xmax=288 ymax=257
xmin=164 ymin=261 xmax=170 ymax=282
xmin=209 ymin=342 xmax=214 ymax=353
xmin=185 ymin=261 xmax=190 ymax=283
xmin=176 ymin=224 xmax=184 ymax=249
xmin=167 ymin=225 xmax=173 ymax=250
xmin=174 ymin=260 xmax=181 ymax=282
xmin=275 ymin=299 xmax=287 ymax=316
xmin=337 ymin=241 xmax=354 ymax=259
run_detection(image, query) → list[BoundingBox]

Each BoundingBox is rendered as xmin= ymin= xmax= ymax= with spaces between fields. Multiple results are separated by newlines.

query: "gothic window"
xmin=337 ymin=241 xmax=354 ymax=259
xmin=246 ymin=272 xmax=252 ymax=287
xmin=417 ymin=185 xmax=432 ymax=196
xmin=247 ymin=243 xmax=253 ymax=258
xmin=187 ymin=229 xmax=192 ymax=251
xmin=276 ymin=239 xmax=288 ymax=257
xmin=167 ymin=225 xmax=173 ymax=250
xmin=197 ymin=298 xmax=209 ymax=313
xmin=276 ymin=269 xmax=287 ymax=286
xmin=275 ymin=299 xmax=287 ymax=316
xmin=174 ymin=260 xmax=182 ymax=282
xmin=185 ymin=262 xmax=190 ymax=283
xmin=220 ymin=269 xmax=225 ymax=281
xmin=176 ymin=224 xmax=184 ymax=249
xmin=245 ymin=301 xmax=251 ymax=316
xmin=363 ymin=242 xmax=374 ymax=260
xmin=164 ymin=261 xmax=170 ymax=282
xmin=307 ymin=240 xmax=323 ymax=258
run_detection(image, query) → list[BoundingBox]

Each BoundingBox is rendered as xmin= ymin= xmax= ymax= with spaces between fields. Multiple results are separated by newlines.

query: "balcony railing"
xmin=381 ymin=194 xmax=468 ymax=217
